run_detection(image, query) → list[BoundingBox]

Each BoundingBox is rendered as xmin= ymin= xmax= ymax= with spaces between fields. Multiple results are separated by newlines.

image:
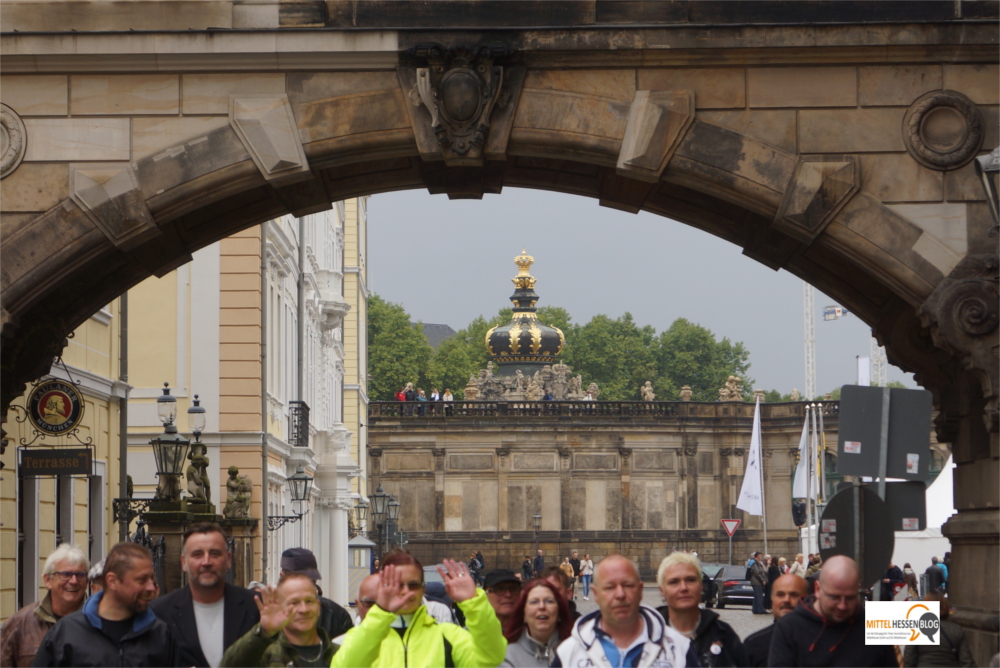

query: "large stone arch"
xmin=1 ymin=5 xmax=997 ymax=656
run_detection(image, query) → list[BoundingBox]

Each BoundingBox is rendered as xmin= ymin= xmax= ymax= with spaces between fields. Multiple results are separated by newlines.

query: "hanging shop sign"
xmin=18 ymin=448 xmax=91 ymax=477
xmin=25 ymin=379 xmax=84 ymax=435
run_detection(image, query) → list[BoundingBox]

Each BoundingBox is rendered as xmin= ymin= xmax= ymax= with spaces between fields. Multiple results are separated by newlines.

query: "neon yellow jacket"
xmin=330 ymin=589 xmax=506 ymax=668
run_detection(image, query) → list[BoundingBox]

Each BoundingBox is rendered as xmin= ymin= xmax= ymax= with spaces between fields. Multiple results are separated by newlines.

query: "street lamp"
xmin=533 ymin=511 xmax=542 ymax=555
xmin=151 ymin=383 xmax=190 ymax=503
xmin=350 ymin=499 xmax=369 ymax=537
xmin=266 ymin=461 xmax=314 ymax=531
xmin=370 ymin=484 xmax=388 ymax=518
xmin=187 ymin=394 xmax=206 ymax=441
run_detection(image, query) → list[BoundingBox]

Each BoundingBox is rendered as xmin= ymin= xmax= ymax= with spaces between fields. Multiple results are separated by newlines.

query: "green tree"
xmin=654 ymin=318 xmax=753 ymax=401
xmin=367 ymin=294 xmax=434 ymax=400
xmin=562 ymin=313 xmax=658 ymax=400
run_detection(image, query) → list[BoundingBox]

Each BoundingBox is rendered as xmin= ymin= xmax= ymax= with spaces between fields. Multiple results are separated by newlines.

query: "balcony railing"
xmin=369 ymin=400 xmax=839 ymax=421
xmin=289 ymin=400 xmax=310 ymax=448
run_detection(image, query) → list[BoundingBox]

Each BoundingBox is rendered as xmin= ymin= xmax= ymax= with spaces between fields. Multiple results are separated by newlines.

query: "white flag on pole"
xmin=792 ymin=406 xmax=810 ymax=498
xmin=736 ymin=396 xmax=764 ymax=515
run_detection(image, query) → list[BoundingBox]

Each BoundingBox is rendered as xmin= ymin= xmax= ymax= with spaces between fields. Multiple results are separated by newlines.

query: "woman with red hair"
xmin=501 ymin=579 xmax=572 ymax=667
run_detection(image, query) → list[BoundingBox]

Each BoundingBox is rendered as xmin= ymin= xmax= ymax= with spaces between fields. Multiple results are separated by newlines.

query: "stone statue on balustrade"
xmin=587 ymin=382 xmax=601 ymax=400
xmin=753 ymin=389 xmax=766 ymax=404
xmin=640 ymin=381 xmax=656 ymax=401
xmin=464 ymin=375 xmax=479 ymax=400
xmin=680 ymin=386 xmax=693 ymax=401
xmin=185 ymin=441 xmax=212 ymax=504
xmin=790 ymin=388 xmax=801 ymax=401
xmin=526 ymin=379 xmax=543 ymax=401
xmin=718 ymin=375 xmax=743 ymax=401
xmin=223 ymin=465 xmax=253 ymax=519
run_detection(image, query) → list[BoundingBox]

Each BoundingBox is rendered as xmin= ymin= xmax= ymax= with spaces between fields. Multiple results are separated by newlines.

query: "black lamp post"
xmin=350 ymin=499 xmax=369 ymax=537
xmin=533 ymin=511 xmax=542 ymax=555
xmin=266 ymin=461 xmax=314 ymax=531
xmin=387 ymin=496 xmax=401 ymax=549
xmin=151 ymin=383 xmax=190 ymax=503
xmin=369 ymin=485 xmax=391 ymax=554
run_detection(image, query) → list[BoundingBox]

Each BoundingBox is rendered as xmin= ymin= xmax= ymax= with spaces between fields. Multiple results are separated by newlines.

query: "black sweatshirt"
xmin=768 ymin=596 xmax=897 ymax=667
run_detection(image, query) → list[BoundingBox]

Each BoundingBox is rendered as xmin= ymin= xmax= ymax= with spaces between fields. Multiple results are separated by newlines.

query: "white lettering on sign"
xmin=844 ymin=441 xmax=862 ymax=454
xmin=821 ymin=519 xmax=837 ymax=533
xmin=902 ymin=518 xmax=920 ymax=531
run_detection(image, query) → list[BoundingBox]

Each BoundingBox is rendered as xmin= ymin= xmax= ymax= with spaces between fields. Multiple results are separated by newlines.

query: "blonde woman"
xmin=788 ymin=553 xmax=807 ymax=578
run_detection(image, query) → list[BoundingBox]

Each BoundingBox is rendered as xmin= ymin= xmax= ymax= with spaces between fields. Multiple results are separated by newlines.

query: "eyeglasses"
xmin=817 ymin=584 xmax=859 ymax=605
xmin=51 ymin=571 xmax=88 ymax=582
xmin=358 ymin=598 xmax=377 ymax=606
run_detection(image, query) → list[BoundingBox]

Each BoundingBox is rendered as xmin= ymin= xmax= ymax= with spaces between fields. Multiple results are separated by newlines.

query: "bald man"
xmin=742 ymin=574 xmax=808 ymax=667
xmin=552 ymin=555 xmax=692 ymax=668
xmin=768 ymin=555 xmax=897 ymax=667
xmin=353 ymin=575 xmax=380 ymax=623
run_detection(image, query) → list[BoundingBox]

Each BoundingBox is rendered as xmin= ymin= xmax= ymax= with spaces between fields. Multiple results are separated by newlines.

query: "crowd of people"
xmin=0 ymin=528 xmax=981 ymax=667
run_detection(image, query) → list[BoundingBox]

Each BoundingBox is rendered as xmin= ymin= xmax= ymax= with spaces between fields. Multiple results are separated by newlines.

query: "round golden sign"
xmin=26 ymin=380 xmax=84 ymax=435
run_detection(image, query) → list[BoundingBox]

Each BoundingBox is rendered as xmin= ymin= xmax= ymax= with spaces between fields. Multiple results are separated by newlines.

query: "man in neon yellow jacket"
xmin=331 ymin=555 xmax=506 ymax=668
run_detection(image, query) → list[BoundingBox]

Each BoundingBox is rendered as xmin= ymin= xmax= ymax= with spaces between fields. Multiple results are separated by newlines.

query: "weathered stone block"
xmin=696 ymin=109 xmax=796 ymax=153
xmin=513 ymin=453 xmax=556 ymax=470
xmin=295 ymin=89 xmax=410 ymax=144
xmin=859 ymin=153 xmax=943 ymax=202
xmin=72 ymin=75 xmax=179 ymax=115
xmin=230 ymin=94 xmax=311 ymax=185
xmin=859 ymin=65 xmax=942 ymax=106
xmin=133 ymin=126 xmax=250 ymax=200
xmin=524 ymin=69 xmax=636 ymax=102
xmin=0 ymin=76 xmax=67 ymax=116
xmin=637 ymin=69 xmax=745 ymax=109
xmin=773 ymin=155 xmax=859 ymax=245
xmin=888 ymin=203 xmax=968 ymax=276
xmin=943 ymin=64 xmax=1000 ymax=105
xmin=385 ymin=453 xmax=433 ymax=471
xmin=183 ymin=73 xmax=286 ymax=115
xmin=23 ymin=118 xmax=130 ymax=161
xmin=0 ymin=163 xmax=68 ymax=212
xmin=132 ymin=117 xmax=231 ymax=161
xmin=448 ymin=454 xmax=493 ymax=470
xmin=798 ymin=108 xmax=906 ymax=153
xmin=69 ymin=162 xmax=158 ymax=250
xmin=944 ymin=161 xmax=990 ymax=202
xmin=748 ymin=67 xmax=856 ymax=108
xmin=617 ymin=90 xmax=694 ymax=183
xmin=633 ymin=451 xmax=675 ymax=471
xmin=514 ymin=88 xmax=630 ymax=140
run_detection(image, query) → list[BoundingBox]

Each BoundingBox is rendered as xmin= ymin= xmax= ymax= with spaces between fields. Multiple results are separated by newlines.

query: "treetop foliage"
xmin=367 ymin=294 xmax=770 ymax=402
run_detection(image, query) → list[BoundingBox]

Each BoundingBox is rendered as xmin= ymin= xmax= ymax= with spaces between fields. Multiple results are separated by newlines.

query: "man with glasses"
xmin=1 ymin=544 xmax=89 ymax=667
xmin=768 ymin=555 xmax=897 ymax=666
xmin=483 ymin=569 xmax=522 ymax=627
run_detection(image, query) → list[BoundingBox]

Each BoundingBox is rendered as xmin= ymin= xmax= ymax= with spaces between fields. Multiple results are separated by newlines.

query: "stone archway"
xmin=1 ymin=9 xmax=997 ymax=656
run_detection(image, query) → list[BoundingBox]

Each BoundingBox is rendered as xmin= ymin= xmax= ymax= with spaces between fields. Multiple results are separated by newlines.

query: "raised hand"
xmin=375 ymin=564 xmax=419 ymax=614
xmin=437 ymin=558 xmax=477 ymax=603
xmin=255 ymin=585 xmax=289 ymax=637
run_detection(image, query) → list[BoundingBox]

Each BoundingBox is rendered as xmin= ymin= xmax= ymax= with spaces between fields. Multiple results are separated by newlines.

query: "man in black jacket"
xmin=279 ymin=548 xmax=354 ymax=640
xmin=33 ymin=542 xmax=173 ymax=667
xmin=768 ymin=555 xmax=897 ymax=667
xmin=149 ymin=522 xmax=259 ymax=668
xmin=743 ymin=573 xmax=809 ymax=667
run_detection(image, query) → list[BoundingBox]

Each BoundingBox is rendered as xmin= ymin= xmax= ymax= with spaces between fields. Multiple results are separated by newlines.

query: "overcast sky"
xmin=367 ymin=187 xmax=916 ymax=396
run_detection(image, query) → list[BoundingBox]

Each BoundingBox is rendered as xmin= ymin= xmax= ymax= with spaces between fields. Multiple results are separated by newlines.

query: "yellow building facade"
xmin=0 ymin=302 xmax=127 ymax=621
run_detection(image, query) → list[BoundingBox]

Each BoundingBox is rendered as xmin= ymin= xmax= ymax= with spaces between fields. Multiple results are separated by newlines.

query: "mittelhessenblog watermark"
xmin=865 ymin=601 xmax=940 ymax=645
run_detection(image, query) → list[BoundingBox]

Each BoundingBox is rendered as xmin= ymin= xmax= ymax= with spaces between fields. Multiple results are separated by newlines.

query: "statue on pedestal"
xmin=680 ymin=386 xmax=693 ymax=401
xmin=186 ymin=442 xmax=212 ymax=503
xmin=156 ymin=470 xmax=182 ymax=501
xmin=791 ymin=388 xmax=801 ymax=401
xmin=223 ymin=465 xmax=252 ymax=519
xmin=526 ymin=379 xmax=543 ymax=401
xmin=753 ymin=389 xmax=766 ymax=404
xmin=640 ymin=381 xmax=656 ymax=402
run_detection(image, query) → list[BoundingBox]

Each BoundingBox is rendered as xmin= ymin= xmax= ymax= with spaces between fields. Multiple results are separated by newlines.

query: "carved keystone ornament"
xmin=903 ymin=90 xmax=984 ymax=171
xmin=1 ymin=104 xmax=26 ymax=179
xmin=402 ymin=43 xmax=513 ymax=166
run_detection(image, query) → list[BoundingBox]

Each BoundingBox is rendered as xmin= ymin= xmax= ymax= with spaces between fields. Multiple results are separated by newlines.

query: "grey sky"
xmin=368 ymin=187 xmax=916 ymax=396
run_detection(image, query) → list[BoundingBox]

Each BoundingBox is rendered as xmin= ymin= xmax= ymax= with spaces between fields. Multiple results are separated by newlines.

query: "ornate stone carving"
xmin=320 ymin=300 xmax=350 ymax=331
xmin=903 ymin=90 xmax=984 ymax=171
xmin=683 ymin=446 xmax=698 ymax=457
xmin=773 ymin=155 xmax=859 ymax=244
xmin=718 ymin=375 xmax=744 ymax=401
xmin=753 ymin=389 xmax=766 ymax=404
xmin=618 ymin=447 xmax=633 ymax=460
xmin=185 ymin=441 xmax=211 ymax=504
xmin=402 ymin=43 xmax=516 ymax=166
xmin=1 ymin=104 xmax=26 ymax=180
xmin=557 ymin=446 xmax=572 ymax=459
xmin=617 ymin=90 xmax=695 ymax=183
xmin=368 ymin=447 xmax=383 ymax=460
xmin=680 ymin=386 xmax=693 ymax=401
xmin=223 ymin=465 xmax=252 ymax=519
xmin=640 ymin=381 xmax=656 ymax=401
xmin=495 ymin=447 xmax=510 ymax=458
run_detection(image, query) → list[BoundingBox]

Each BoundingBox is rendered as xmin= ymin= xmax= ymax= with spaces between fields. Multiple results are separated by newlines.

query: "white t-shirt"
xmin=193 ymin=598 xmax=225 ymax=668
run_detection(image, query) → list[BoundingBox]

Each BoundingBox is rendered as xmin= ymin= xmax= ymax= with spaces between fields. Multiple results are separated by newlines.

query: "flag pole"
xmin=810 ymin=402 xmax=820 ymax=555
xmin=758 ymin=396 xmax=768 ymax=555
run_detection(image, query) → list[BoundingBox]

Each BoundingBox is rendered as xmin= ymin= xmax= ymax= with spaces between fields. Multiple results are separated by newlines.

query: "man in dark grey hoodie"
xmin=769 ymin=555 xmax=897 ymax=667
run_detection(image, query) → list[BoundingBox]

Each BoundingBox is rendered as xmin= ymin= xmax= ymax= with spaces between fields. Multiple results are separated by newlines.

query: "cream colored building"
xmin=0 ymin=303 xmax=127 ymax=621
xmin=126 ymin=199 xmax=368 ymax=604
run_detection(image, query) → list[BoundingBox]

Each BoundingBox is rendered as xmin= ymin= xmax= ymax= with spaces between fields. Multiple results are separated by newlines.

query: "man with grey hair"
xmin=0 ymin=543 xmax=88 ymax=667
xmin=553 ymin=554 xmax=692 ymax=667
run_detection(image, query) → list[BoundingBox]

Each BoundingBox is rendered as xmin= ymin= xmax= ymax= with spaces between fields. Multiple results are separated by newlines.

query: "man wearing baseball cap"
xmin=280 ymin=548 xmax=354 ymax=640
xmin=482 ymin=569 xmax=521 ymax=627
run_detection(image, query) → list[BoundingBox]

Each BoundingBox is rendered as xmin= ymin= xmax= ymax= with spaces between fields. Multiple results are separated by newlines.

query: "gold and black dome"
xmin=485 ymin=250 xmax=565 ymax=374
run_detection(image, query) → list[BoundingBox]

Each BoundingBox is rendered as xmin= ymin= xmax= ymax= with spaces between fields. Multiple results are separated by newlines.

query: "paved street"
xmin=574 ymin=585 xmax=772 ymax=641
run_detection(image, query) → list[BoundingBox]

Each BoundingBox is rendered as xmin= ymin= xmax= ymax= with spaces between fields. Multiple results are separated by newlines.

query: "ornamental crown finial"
xmin=512 ymin=249 xmax=536 ymax=290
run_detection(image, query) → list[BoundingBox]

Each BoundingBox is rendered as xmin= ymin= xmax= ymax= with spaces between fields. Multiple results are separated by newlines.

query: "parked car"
xmin=713 ymin=565 xmax=755 ymax=608
xmin=423 ymin=565 xmax=445 ymax=584
xmin=699 ymin=563 xmax=725 ymax=608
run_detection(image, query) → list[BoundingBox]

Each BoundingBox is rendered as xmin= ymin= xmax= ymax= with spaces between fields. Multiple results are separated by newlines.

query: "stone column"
xmin=683 ymin=442 xmax=698 ymax=530
xmin=432 ymin=448 xmax=446 ymax=532
xmin=496 ymin=448 xmax=509 ymax=531
xmin=329 ymin=499 xmax=351 ymax=605
xmin=719 ymin=448 xmax=732 ymax=518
